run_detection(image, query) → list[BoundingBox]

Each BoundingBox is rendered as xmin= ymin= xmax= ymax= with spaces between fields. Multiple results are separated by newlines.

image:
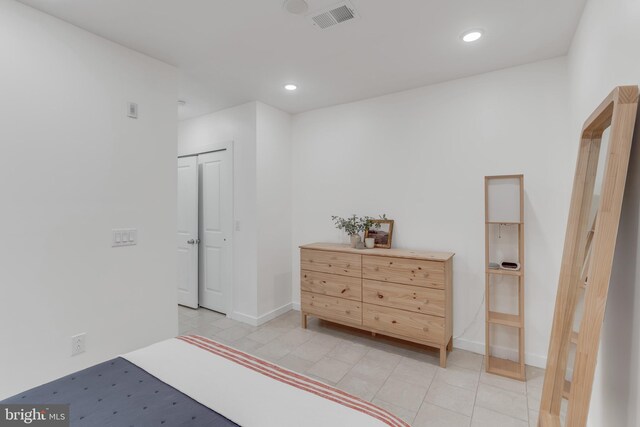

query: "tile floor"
xmin=179 ymin=306 xmax=552 ymax=427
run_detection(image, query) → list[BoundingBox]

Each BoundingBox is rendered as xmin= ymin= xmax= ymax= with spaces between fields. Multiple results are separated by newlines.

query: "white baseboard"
xmin=292 ymin=301 xmax=300 ymax=311
xmin=257 ymin=303 xmax=293 ymax=325
xmin=454 ymin=337 xmax=547 ymax=369
xmin=228 ymin=302 xmax=293 ymax=327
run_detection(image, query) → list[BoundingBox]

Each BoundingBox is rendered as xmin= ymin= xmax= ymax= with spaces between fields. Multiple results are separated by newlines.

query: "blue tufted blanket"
xmin=1 ymin=357 xmax=239 ymax=426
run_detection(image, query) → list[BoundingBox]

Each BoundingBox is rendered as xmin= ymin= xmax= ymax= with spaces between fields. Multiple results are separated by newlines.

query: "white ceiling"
xmin=18 ymin=0 xmax=586 ymax=120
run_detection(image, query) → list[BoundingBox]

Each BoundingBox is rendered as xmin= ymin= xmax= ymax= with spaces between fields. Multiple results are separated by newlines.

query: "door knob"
xmin=187 ymin=239 xmax=196 ymax=245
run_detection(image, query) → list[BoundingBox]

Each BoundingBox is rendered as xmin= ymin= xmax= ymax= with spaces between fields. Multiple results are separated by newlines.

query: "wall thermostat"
xmin=127 ymin=102 xmax=138 ymax=119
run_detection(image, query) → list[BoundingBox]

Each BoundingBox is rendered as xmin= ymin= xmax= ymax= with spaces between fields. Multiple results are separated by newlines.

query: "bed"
xmin=2 ymin=335 xmax=408 ymax=426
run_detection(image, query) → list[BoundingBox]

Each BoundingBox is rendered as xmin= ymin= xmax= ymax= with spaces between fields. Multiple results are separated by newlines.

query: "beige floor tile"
xmin=178 ymin=328 xmax=198 ymax=337
xmin=389 ymin=356 xmax=437 ymax=387
xmin=306 ymin=357 xmax=353 ymax=384
xmin=434 ymin=365 xmax=480 ymax=391
xmin=197 ymin=308 xmax=225 ymax=321
xmin=413 ymin=402 xmax=471 ymax=427
xmin=472 ymin=406 xmax=529 ymax=427
xmin=214 ymin=324 xmax=254 ymax=342
xmin=525 ymin=365 xmax=545 ymax=394
xmin=475 ymin=383 xmax=528 ymax=421
xmin=307 ymin=332 xmax=343 ymax=348
xmin=276 ymin=328 xmax=316 ymax=347
xmin=349 ymin=355 xmax=397 ymax=384
xmin=375 ymin=377 xmax=429 ymax=412
xmin=179 ymin=323 xmax=195 ymax=335
xmin=364 ymin=348 xmax=403 ymax=366
xmin=229 ymin=337 xmax=263 ymax=353
xmin=246 ymin=326 xmax=286 ymax=344
xmin=448 ymin=349 xmax=484 ymax=371
xmin=326 ymin=340 xmax=369 ymax=364
xmin=253 ymin=340 xmax=293 ymax=361
xmin=529 ymin=408 xmax=539 ymax=427
xmin=371 ymin=398 xmax=417 ymax=425
xmin=178 ymin=306 xmax=200 ymax=318
xmin=336 ymin=373 xmax=385 ymax=401
xmin=290 ymin=339 xmax=336 ymax=362
xmin=480 ymin=370 xmax=527 ymax=394
xmin=212 ymin=316 xmax=243 ymax=330
xmin=277 ymin=354 xmax=315 ymax=374
xmin=425 ymin=381 xmax=476 ymax=416
xmin=195 ymin=324 xmax=224 ymax=339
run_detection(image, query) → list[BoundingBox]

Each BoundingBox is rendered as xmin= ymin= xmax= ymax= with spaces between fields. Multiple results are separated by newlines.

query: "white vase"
xmin=350 ymin=235 xmax=361 ymax=248
xmin=365 ymin=237 xmax=375 ymax=249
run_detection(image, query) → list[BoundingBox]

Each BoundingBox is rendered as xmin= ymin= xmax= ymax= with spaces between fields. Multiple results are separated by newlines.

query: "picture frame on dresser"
xmin=364 ymin=219 xmax=394 ymax=248
xmin=299 ymin=242 xmax=454 ymax=367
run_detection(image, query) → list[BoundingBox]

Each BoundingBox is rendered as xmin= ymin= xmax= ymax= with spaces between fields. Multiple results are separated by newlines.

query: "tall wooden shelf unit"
xmin=484 ymin=174 xmax=525 ymax=381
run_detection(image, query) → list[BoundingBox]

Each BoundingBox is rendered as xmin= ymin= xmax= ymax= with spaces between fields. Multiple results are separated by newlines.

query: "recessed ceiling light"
xmin=462 ymin=30 xmax=483 ymax=43
xmin=284 ymin=84 xmax=298 ymax=91
xmin=284 ymin=0 xmax=309 ymax=15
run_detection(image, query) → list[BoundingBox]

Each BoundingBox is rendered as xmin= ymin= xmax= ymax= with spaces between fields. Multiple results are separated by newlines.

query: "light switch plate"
xmin=112 ymin=228 xmax=137 ymax=247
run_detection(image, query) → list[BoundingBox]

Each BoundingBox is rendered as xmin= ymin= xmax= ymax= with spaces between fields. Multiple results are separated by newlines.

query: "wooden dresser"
xmin=300 ymin=243 xmax=454 ymax=367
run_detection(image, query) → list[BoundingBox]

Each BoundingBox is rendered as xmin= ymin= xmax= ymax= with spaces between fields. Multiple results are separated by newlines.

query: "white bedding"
xmin=123 ymin=335 xmax=408 ymax=427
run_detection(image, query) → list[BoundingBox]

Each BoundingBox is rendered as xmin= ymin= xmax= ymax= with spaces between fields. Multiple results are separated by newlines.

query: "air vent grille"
xmin=312 ymin=13 xmax=336 ymax=29
xmin=310 ymin=3 xmax=357 ymax=29
xmin=330 ymin=5 xmax=354 ymax=23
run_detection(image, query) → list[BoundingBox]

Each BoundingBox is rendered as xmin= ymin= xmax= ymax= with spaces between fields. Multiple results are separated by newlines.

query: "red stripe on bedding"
xmin=179 ymin=336 xmax=404 ymax=427
xmin=178 ymin=335 xmax=409 ymax=427
xmin=182 ymin=335 xmax=401 ymax=426
xmin=185 ymin=334 xmax=407 ymax=427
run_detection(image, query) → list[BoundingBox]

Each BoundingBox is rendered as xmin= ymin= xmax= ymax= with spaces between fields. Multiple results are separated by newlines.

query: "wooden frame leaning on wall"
xmin=539 ymin=86 xmax=639 ymax=427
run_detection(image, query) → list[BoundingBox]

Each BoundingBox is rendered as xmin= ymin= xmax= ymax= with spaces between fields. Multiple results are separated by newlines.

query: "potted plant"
xmin=332 ymin=214 xmax=388 ymax=248
xmin=331 ymin=214 xmax=361 ymax=247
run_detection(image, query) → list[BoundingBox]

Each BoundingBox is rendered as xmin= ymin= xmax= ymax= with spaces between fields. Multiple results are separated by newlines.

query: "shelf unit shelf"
xmin=485 ymin=174 xmax=526 ymax=381
xmin=486 ymin=269 xmax=522 ymax=277
xmin=485 ymin=221 xmax=523 ymax=225
xmin=488 ymin=311 xmax=523 ymax=328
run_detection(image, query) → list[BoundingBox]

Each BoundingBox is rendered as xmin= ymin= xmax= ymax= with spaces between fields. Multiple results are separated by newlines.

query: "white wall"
xmin=0 ymin=0 xmax=178 ymax=399
xmin=567 ymin=0 xmax=640 ymax=425
xmin=178 ymin=102 xmax=259 ymax=319
xmin=291 ymin=57 xmax=573 ymax=367
xmin=256 ymin=103 xmax=293 ymax=319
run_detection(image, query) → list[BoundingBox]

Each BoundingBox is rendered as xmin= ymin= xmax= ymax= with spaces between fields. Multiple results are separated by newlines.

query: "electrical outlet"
xmin=71 ymin=333 xmax=86 ymax=356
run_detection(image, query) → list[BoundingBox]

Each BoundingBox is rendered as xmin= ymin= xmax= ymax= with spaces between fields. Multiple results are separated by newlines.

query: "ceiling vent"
xmin=309 ymin=2 xmax=358 ymax=29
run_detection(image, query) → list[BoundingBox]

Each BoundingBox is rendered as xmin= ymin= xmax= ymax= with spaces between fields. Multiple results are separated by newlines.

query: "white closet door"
xmin=177 ymin=156 xmax=199 ymax=308
xmin=198 ymin=150 xmax=232 ymax=313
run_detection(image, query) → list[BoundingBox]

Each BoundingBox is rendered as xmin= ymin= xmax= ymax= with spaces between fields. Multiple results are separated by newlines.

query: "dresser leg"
xmin=439 ymin=346 xmax=447 ymax=368
xmin=447 ymin=337 xmax=453 ymax=352
xmin=301 ymin=313 xmax=307 ymax=329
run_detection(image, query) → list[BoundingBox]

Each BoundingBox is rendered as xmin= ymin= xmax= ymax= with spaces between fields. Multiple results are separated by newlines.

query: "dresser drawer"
xmin=301 ymin=292 xmax=362 ymax=326
xmin=301 ymin=249 xmax=361 ymax=278
xmin=362 ymin=255 xmax=445 ymax=289
xmin=363 ymin=303 xmax=444 ymax=344
xmin=362 ymin=279 xmax=445 ymax=317
xmin=301 ymin=270 xmax=361 ymax=301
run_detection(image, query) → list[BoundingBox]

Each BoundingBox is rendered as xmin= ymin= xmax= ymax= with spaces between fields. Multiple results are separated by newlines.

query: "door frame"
xmin=178 ymin=141 xmax=234 ymax=315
